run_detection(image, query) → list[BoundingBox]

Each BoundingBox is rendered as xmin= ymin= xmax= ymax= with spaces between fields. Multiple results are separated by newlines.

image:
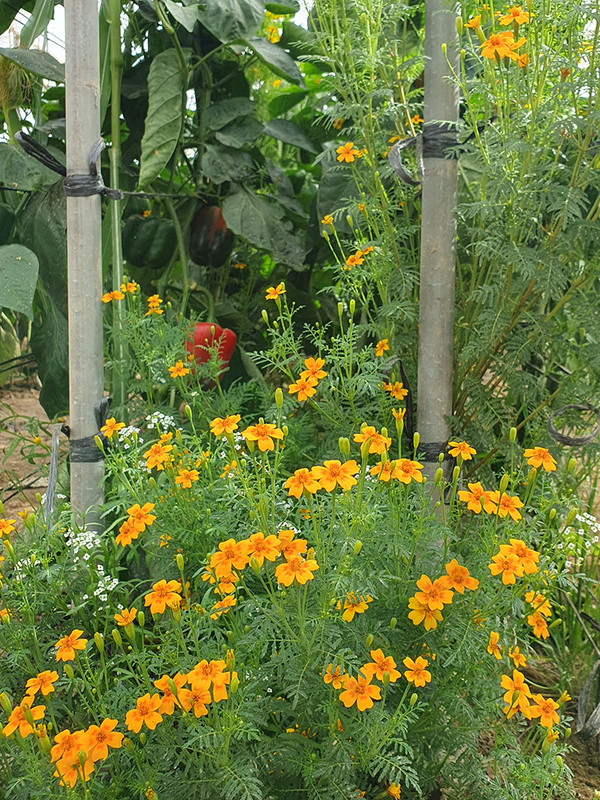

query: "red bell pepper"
xmin=185 ymin=322 xmax=236 ymax=381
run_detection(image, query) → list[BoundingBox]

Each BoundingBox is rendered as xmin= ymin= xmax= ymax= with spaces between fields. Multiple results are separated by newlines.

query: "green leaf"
xmin=138 ymin=48 xmax=190 ymax=188
xmin=162 ymin=0 xmax=199 ymax=32
xmin=0 ymin=245 xmax=39 ymax=318
xmin=197 ymin=0 xmax=264 ymax=43
xmin=204 ymin=98 xmax=256 ymax=131
xmin=201 ymin=143 xmax=255 ymax=184
xmin=268 ymin=89 xmax=307 ymax=117
xmin=0 ymin=0 xmax=29 ymax=35
xmin=214 ymin=117 xmax=263 ymax=148
xmin=0 ymin=46 xmax=64 ymax=82
xmin=244 ymin=37 xmax=303 ymax=86
xmin=0 ymin=142 xmax=62 ymax=192
xmin=30 ymin=285 xmax=69 ymax=418
xmin=20 ymin=0 xmax=55 ymax=49
xmin=263 ymin=118 xmax=317 ymax=153
xmin=265 ymin=0 xmax=299 ymax=12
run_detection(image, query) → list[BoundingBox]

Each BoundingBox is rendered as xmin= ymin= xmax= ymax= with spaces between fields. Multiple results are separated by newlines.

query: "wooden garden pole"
xmin=64 ymin=0 xmax=105 ymax=528
xmin=417 ymin=0 xmax=459 ymax=478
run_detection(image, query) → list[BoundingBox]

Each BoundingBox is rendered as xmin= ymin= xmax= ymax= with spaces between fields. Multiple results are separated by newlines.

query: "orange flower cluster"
xmin=145 ymin=293 xmax=163 ymax=317
xmin=488 ymin=539 xmax=539 ymax=585
xmin=50 ymin=720 xmax=123 ymax=788
xmin=370 ymin=458 xmax=424 ymax=484
xmin=116 ymin=502 xmax=156 ymax=547
xmin=288 ymin=357 xmax=327 ymax=402
xmin=525 ymin=589 xmax=552 ymax=639
xmin=144 ymin=580 xmax=182 ymax=615
xmin=458 ymin=484 xmax=524 ymax=520
xmin=337 ymin=592 xmax=373 ymax=622
xmin=500 ymin=669 xmax=559 ymax=729
xmin=408 ymin=560 xmax=479 ymax=630
xmin=523 ymin=446 xmax=557 ymax=472
xmin=285 ymin=460 xmax=360 ymax=497
xmin=241 ymin=421 xmax=284 ymax=452
xmin=55 ymin=630 xmax=88 ymax=662
xmin=143 ymin=437 xmax=173 ymax=471
xmin=382 ymin=381 xmax=408 ymax=400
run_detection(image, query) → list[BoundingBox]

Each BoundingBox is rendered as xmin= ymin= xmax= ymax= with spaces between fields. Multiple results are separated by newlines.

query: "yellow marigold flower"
xmin=488 ymin=551 xmax=524 ymax=584
xmin=25 ymin=670 xmax=59 ymax=697
xmin=100 ymin=417 xmax=125 ymax=439
xmin=338 ymin=592 xmax=373 ymax=622
xmin=321 ymin=214 xmax=334 ymax=225
xmin=411 ymin=114 xmax=424 ymax=124
xmin=444 ymin=559 xmax=479 ymax=593
xmin=336 ymin=142 xmax=361 ymax=163
xmin=370 ymin=459 xmax=395 ymax=482
xmin=383 ymin=381 xmax=408 ymax=400
xmin=501 ymin=669 xmax=532 ymax=718
xmin=210 ymin=595 xmax=237 ymax=619
xmin=277 ymin=529 xmax=307 ymax=559
xmin=491 ymin=491 xmax=524 ymax=521
xmin=392 ymin=458 xmax=424 ymax=484
xmin=527 ymin=610 xmax=549 ymax=639
xmin=332 ymin=118 xmax=344 ymax=130
xmin=55 ymin=630 xmax=88 ymax=662
xmin=266 ymin=25 xmax=280 ymax=43
xmin=246 ymin=532 xmax=280 ymax=566
xmin=480 ymin=30 xmax=526 ymax=60
xmin=179 ymin=683 xmax=212 ymax=716
xmin=345 ymin=250 xmax=364 ymax=268
xmin=145 ymin=305 xmax=164 ymax=316
xmin=84 ymin=719 xmax=123 ymax=761
xmin=323 ymin=664 xmax=345 ymax=689
xmin=362 ymin=649 xmax=401 ymax=682
xmin=499 ymin=5 xmax=531 ymax=25
xmin=168 ymin=361 xmax=190 ymax=378
xmin=147 ymin=293 xmax=162 ymax=307
xmin=338 ymin=674 xmax=381 ymax=710
xmin=233 ymin=261 xmax=246 ymax=269
xmin=387 ymin=784 xmax=402 ymax=799
xmin=144 ymin=580 xmax=182 ymax=614
xmin=115 ymin=518 xmax=139 ymax=547
xmin=312 ymin=459 xmax=359 ymax=491
xmin=284 ymin=467 xmax=321 ymax=498
xmin=414 ymin=574 xmax=453 ymax=611
xmin=465 ymin=14 xmax=481 ymax=28
xmin=517 ymin=52 xmax=529 ymax=67
xmin=403 ymin=656 xmax=431 ymax=687
xmin=188 ymin=658 xmax=226 ymax=688
xmin=241 ymin=422 xmax=284 ymax=451
xmin=354 ymin=425 xmax=391 ymax=455
xmin=210 ymin=414 xmax=241 ymax=436
xmin=0 ymin=518 xmax=16 ymax=537
xmin=2 ymin=696 xmax=45 ymax=738
xmin=375 ymin=339 xmax=390 ymax=357
xmin=499 ymin=539 xmax=539 ymax=574
xmin=288 ymin=375 xmax=318 ymax=402
xmin=487 ymin=631 xmax=502 ymax=659
xmin=175 ymin=468 xmax=199 ymax=489
xmin=523 ymin=446 xmax=556 ymax=472
xmin=265 ymin=282 xmax=285 ymax=300
xmin=143 ymin=442 xmax=173 ymax=471
xmin=210 ymin=538 xmax=251 ymax=578
xmin=408 ymin=595 xmax=443 ymax=630
xmin=101 ymin=290 xmax=125 ymax=303
xmin=275 ymin=554 xmax=319 ymax=586
xmin=127 ymin=502 xmax=156 ymax=532
xmin=221 ymin=460 xmax=238 ymax=478
xmin=508 ymin=645 xmax=527 ymax=668
xmin=153 ymin=673 xmax=187 ymax=715
xmin=392 ymin=407 xmax=406 ymax=422
xmin=448 ymin=440 xmax=476 ymax=460
xmin=525 ymin=591 xmax=551 ymax=616
xmin=301 ymin=357 xmax=327 ymax=381
xmin=358 ymin=202 xmax=366 ymax=211
xmin=114 ymin=607 xmax=137 ymax=627
xmin=125 ymin=694 xmax=163 ymax=733
xmin=528 ymin=694 xmax=559 ymax=728
xmin=120 ymin=280 xmax=138 ymax=293
xmin=457 ymin=482 xmax=497 ymax=514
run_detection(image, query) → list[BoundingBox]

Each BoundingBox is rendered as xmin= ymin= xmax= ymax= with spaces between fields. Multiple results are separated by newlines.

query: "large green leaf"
xmin=30 ymin=285 xmax=69 ymax=418
xmin=196 ymin=0 xmax=264 ymax=43
xmin=0 ymin=141 xmax=62 ymax=192
xmin=0 ymin=0 xmax=30 ymax=34
xmin=268 ymin=88 xmax=307 ymax=118
xmin=138 ymin=48 xmax=190 ymax=188
xmin=162 ymin=0 xmax=199 ymax=32
xmin=204 ymin=98 xmax=255 ymax=131
xmin=264 ymin=118 xmax=317 ymax=153
xmin=223 ymin=189 xmax=305 ymax=269
xmin=265 ymin=0 xmax=298 ymax=12
xmin=0 ymin=46 xmax=64 ymax=82
xmin=20 ymin=0 xmax=55 ymax=48
xmin=0 ymin=245 xmax=39 ymax=318
xmin=214 ymin=117 xmax=263 ymax=148
xmin=244 ymin=37 xmax=303 ymax=86
xmin=201 ymin=143 xmax=254 ymax=184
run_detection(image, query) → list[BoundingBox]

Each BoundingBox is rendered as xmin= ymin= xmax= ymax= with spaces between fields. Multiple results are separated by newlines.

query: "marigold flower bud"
xmin=565 ymin=508 xmax=577 ymax=526
xmin=226 ymin=629 xmax=235 ymax=641
xmin=527 ymin=467 xmax=537 ymax=485
xmin=322 ymin=229 xmax=329 ymax=242
xmin=337 ymin=302 xmax=344 ymax=318
xmin=365 ymin=634 xmax=374 ymax=647
xmin=226 ymin=649 xmax=235 ymax=671
xmin=275 ymin=388 xmax=283 ymax=409
xmin=441 ymin=42 xmax=447 ymax=56
xmin=345 ymin=215 xmax=353 ymax=228
xmin=172 ymin=606 xmax=181 ymax=623
xmin=244 ymin=625 xmax=250 ymax=634
xmin=549 ymin=618 xmax=562 ymax=629
xmin=78 ymin=750 xmax=87 ymax=766
xmin=413 ymin=432 xmax=420 ymax=450
xmin=382 ymin=671 xmax=390 ymax=686
xmin=94 ymin=434 xmax=104 ymax=452
xmin=556 ymin=755 xmax=563 ymax=768
xmin=434 ymin=467 xmax=443 ymax=485
xmin=282 ymin=425 xmax=288 ymax=438
xmin=37 ymin=725 xmax=51 ymax=755
xmin=0 ymin=693 xmax=12 ymax=715
xmin=250 ymin=556 xmax=261 ymax=575
xmin=139 ymin=732 xmax=146 ymax=745
xmin=307 ymin=547 xmax=315 ymax=560
xmin=176 ymin=553 xmax=184 ymax=572
xmin=390 ymin=617 xmax=397 ymax=629
xmin=567 ymin=457 xmax=576 ymax=474
xmin=64 ymin=664 xmax=74 ymax=679
xmin=509 ymin=426 xmax=517 ymax=444
xmin=360 ymin=439 xmax=371 ymax=460
xmin=349 ymin=299 xmax=356 ymax=314
xmin=137 ymin=611 xmax=145 ymax=628
xmin=455 ymin=16 xmax=463 ymax=36
xmin=338 ymin=437 xmax=350 ymax=458
xmin=410 ymin=692 xmax=418 ymax=706
xmin=124 ymin=737 xmax=134 ymax=751
xmin=452 ymin=466 xmax=460 ymax=483
xmin=262 ymin=309 xmax=269 ymax=325
xmin=175 ymin=429 xmax=183 ymax=446
xmin=20 ymin=707 xmax=33 ymax=729
xmin=542 ymin=737 xmax=551 ymax=755
xmin=94 ymin=632 xmax=104 ymax=653
xmin=148 ymin=477 xmax=156 ymax=490
xmin=112 ymin=628 xmax=123 ymax=647
xmin=499 ymin=474 xmax=509 ymax=493
xmin=184 ymin=404 xmax=192 ymax=420
xmin=230 ymin=674 xmax=240 ymax=694
xmin=167 ymin=678 xmax=179 ymax=697
xmin=564 ymin=727 xmax=571 ymax=740
xmin=549 ymin=508 xmax=556 ymax=520
xmin=4 ymin=540 xmax=14 ymax=559
xmin=354 ymin=540 xmax=362 ymax=555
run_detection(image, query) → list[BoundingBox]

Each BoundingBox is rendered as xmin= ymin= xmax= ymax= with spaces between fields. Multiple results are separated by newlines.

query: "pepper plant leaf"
xmin=0 ymin=244 xmax=39 ymax=318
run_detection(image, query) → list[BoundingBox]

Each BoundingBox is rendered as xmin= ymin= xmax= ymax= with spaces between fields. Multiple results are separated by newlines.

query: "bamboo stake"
xmin=417 ymin=0 xmax=459 ymax=479
xmin=64 ymin=0 xmax=105 ymax=529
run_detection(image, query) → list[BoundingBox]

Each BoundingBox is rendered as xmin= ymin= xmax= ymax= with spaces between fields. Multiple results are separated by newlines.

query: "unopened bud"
xmin=37 ymin=725 xmax=51 ymax=755
xmin=94 ymin=632 xmax=104 ymax=654
xmin=338 ymin=437 xmax=350 ymax=458
xmin=360 ymin=439 xmax=371 ymax=460
xmin=441 ymin=42 xmax=447 ymax=55
xmin=567 ymin=457 xmax=576 ymax=474
xmin=64 ymin=664 xmax=74 ymax=680
xmin=167 ymin=678 xmax=179 ymax=697
xmin=112 ymin=628 xmax=123 ymax=647
xmin=527 ymin=467 xmax=537 ymax=485
xmin=365 ymin=634 xmax=374 ymax=647
xmin=137 ymin=611 xmax=145 ymax=628
xmin=78 ymin=750 xmax=87 ymax=766
xmin=124 ymin=737 xmax=134 ymax=751
xmin=345 ymin=215 xmax=353 ymax=228
xmin=564 ymin=727 xmax=571 ymax=740
xmin=275 ymin=388 xmax=283 ymax=409
xmin=353 ymin=540 xmax=362 ymax=555
xmin=390 ymin=617 xmax=397 ymax=629
xmin=226 ymin=629 xmax=234 ymax=642
xmin=434 ymin=467 xmax=443 ymax=485
xmin=556 ymin=755 xmax=563 ymax=768
xmin=509 ymin=427 xmax=517 ymax=444
xmin=176 ymin=553 xmax=184 ymax=572
xmin=382 ymin=671 xmax=390 ymax=685
xmin=549 ymin=508 xmax=556 ymax=520
xmin=542 ymin=737 xmax=552 ymax=754
xmin=452 ymin=466 xmax=460 ymax=482
xmin=549 ymin=618 xmax=562 ymax=629
xmin=148 ymin=477 xmax=156 ymax=490
xmin=250 ymin=556 xmax=261 ymax=575
xmin=94 ymin=435 xmax=104 ymax=452
xmin=184 ymin=404 xmax=192 ymax=420
xmin=307 ymin=547 xmax=315 ymax=560
xmin=337 ymin=302 xmax=344 ymax=318
xmin=261 ymin=309 xmax=269 ymax=325
xmin=438 ymin=452 xmax=445 ymax=463
xmin=410 ymin=692 xmax=418 ymax=706
xmin=226 ymin=649 xmax=235 ymax=671
xmin=565 ymin=507 xmax=577 ymax=526
xmin=282 ymin=425 xmax=288 ymax=437
xmin=499 ymin=474 xmax=509 ymax=493
xmin=3 ymin=540 xmax=14 ymax=559
xmin=230 ymin=674 xmax=240 ymax=694
xmin=455 ymin=16 xmax=463 ymax=36
xmin=381 ymin=426 xmax=388 ymax=439
xmin=172 ymin=606 xmax=181 ymax=623
xmin=139 ymin=732 xmax=146 ymax=745
xmin=413 ymin=432 xmax=420 ymax=450
xmin=349 ymin=299 xmax=356 ymax=314
xmin=0 ymin=693 xmax=12 ymax=715
xmin=322 ymin=229 xmax=329 ymax=242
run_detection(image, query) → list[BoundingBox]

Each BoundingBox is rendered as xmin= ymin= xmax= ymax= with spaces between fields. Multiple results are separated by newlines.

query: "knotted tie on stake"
xmin=387 ymin=122 xmax=459 ymax=187
xmin=547 ymin=404 xmax=600 ymax=446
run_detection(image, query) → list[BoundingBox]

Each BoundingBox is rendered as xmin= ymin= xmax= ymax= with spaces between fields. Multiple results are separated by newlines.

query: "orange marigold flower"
xmin=312 ymin=459 xmax=359 ymax=492
xmin=210 ymin=414 xmax=241 ymax=436
xmin=375 ymin=339 xmax=390 ymax=357
xmin=480 ymin=30 xmax=526 ymax=60
xmin=523 ymin=446 xmax=556 ymax=472
xmin=55 ymin=630 xmax=88 ymax=662
xmin=392 ymin=408 xmax=406 ymax=422
xmin=144 ymin=580 xmax=182 ymax=614
xmin=517 ymin=52 xmax=529 ymax=67
xmin=210 ymin=594 xmax=237 ymax=619
xmin=382 ymin=381 xmax=408 ymax=400
xmin=84 ymin=719 xmax=123 ymax=761
xmin=50 ymin=728 xmax=83 ymax=764
xmin=408 ymin=596 xmax=443 ymax=630
xmin=265 ymin=282 xmax=285 ymax=300
xmin=387 ymin=784 xmax=402 ymax=799
xmin=508 ymin=646 xmax=527 ymax=668
xmin=179 ymin=684 xmax=212 ymax=717
xmin=492 ymin=491 xmax=524 ymax=521
xmin=277 ymin=529 xmax=307 ymax=559
xmin=188 ymin=658 xmax=226 ymax=688
xmin=288 ymin=375 xmax=318 ymax=402
xmin=115 ymin=517 xmax=139 ymax=547
xmin=338 ymin=674 xmax=381 ymax=710
xmin=487 ymin=631 xmax=502 ymax=660
xmin=332 ymin=118 xmax=344 ymax=130
xmin=101 ymin=289 xmax=125 ymax=303
xmin=414 ymin=575 xmax=453 ymax=611
xmin=501 ymin=669 xmax=532 ymax=718
xmin=528 ymin=694 xmax=560 ymax=728
xmin=321 ymin=214 xmax=334 ymax=225
xmin=464 ymin=14 xmax=481 ymax=28
xmin=154 ymin=673 xmax=187 ymax=715
xmin=127 ymin=502 xmax=156 ymax=532
xmin=100 ymin=417 xmax=125 ymax=439
xmin=2 ymin=696 xmax=45 ymax=737
xmin=403 ymin=656 xmax=431 ymax=687
xmin=457 ymin=482 xmax=497 ymax=514
xmin=444 ymin=559 xmax=479 ymax=593
xmin=301 ymin=357 xmax=327 ymax=381
xmin=525 ymin=590 xmax=551 ymax=616
xmin=143 ymin=442 xmax=173 ymax=471
xmin=114 ymin=607 xmax=137 ymax=627
xmin=499 ymin=539 xmax=539 ymax=574
xmin=392 ymin=459 xmax=424 ymax=484
xmin=499 ymin=6 xmax=531 ymax=25
xmin=25 ymin=670 xmax=59 ymax=697
xmin=527 ymin=610 xmax=550 ymax=639
xmin=411 ymin=114 xmax=424 ymax=125
xmin=338 ymin=592 xmax=373 ymax=622
xmin=53 ymin=757 xmax=94 ymax=789
xmin=246 ymin=532 xmax=280 ymax=566
xmin=241 ymin=422 xmax=284 ymax=451
xmin=275 ymin=554 xmax=319 ymax=586
xmin=354 ymin=425 xmax=391 ymax=455
xmin=488 ymin=551 xmax=524 ymax=584
xmin=210 ymin=538 xmax=251 ymax=578
xmin=0 ymin=517 xmax=15 ymax=537
xmin=125 ymin=694 xmax=163 ymax=733
xmin=344 ymin=250 xmax=364 ymax=269
xmin=323 ymin=664 xmax=345 ymax=689
xmin=370 ymin=459 xmax=395 ymax=482
xmin=168 ymin=361 xmax=190 ymax=378
xmin=362 ymin=649 xmax=401 ymax=682
xmin=448 ymin=440 xmax=476 ymax=460
xmin=284 ymin=467 xmax=321 ymax=498
xmin=175 ymin=468 xmax=199 ymax=488
xmin=336 ymin=142 xmax=361 ymax=163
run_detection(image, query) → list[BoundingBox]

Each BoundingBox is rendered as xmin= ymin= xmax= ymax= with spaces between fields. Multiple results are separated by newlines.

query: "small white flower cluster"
xmin=146 ymin=411 xmax=175 ymax=430
xmin=13 ymin=557 xmax=40 ymax=581
xmin=118 ymin=425 xmax=141 ymax=450
xmin=65 ymin=527 xmax=102 ymax=561
xmin=82 ymin=571 xmax=119 ymax=605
